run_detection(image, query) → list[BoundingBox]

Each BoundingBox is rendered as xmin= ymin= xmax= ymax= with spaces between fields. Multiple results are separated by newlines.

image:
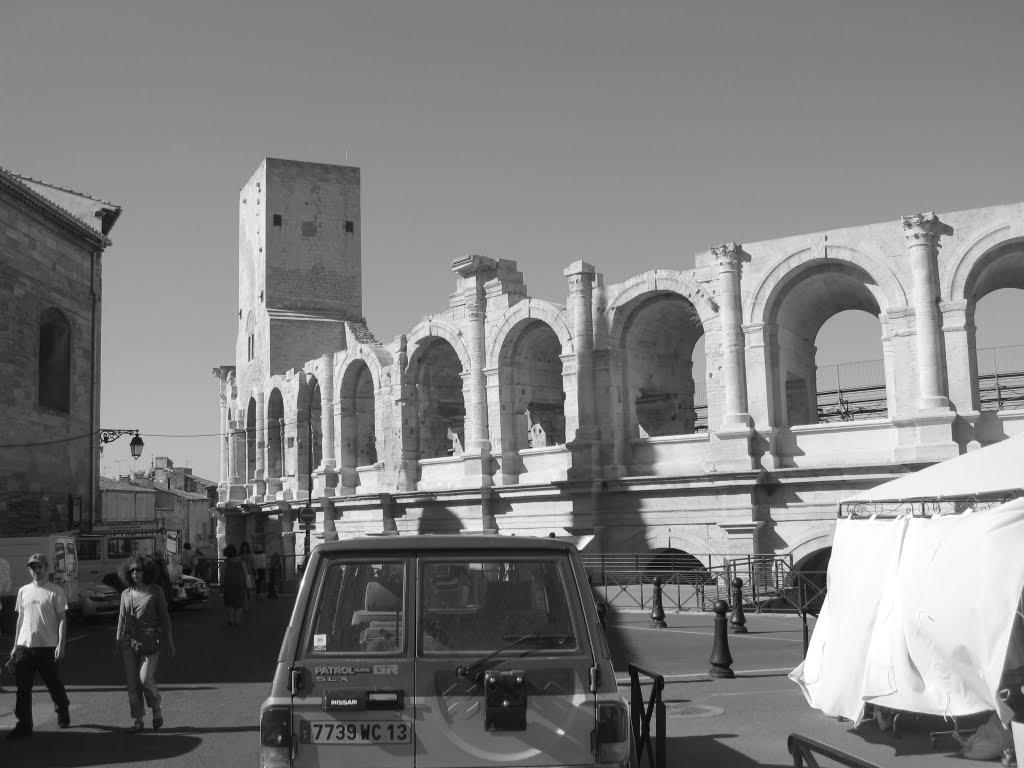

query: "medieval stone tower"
xmin=237 ymin=159 xmax=362 ymax=397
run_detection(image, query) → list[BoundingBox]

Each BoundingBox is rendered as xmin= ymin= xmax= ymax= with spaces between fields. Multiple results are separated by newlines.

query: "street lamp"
xmin=100 ymin=429 xmax=145 ymax=459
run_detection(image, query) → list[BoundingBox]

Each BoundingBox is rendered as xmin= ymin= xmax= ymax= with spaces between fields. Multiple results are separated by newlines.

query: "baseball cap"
xmin=27 ymin=553 xmax=48 ymax=567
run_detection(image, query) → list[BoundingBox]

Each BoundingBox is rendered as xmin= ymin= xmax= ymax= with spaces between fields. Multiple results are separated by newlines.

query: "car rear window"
xmin=305 ymin=559 xmax=406 ymax=655
xmin=420 ymin=557 xmax=579 ymax=654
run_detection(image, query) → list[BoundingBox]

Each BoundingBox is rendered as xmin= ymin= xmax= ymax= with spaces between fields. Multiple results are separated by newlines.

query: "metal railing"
xmin=192 ymin=554 xmax=303 ymax=590
xmin=628 ymin=664 xmax=666 ymax=768
xmin=788 ymin=733 xmax=886 ymax=767
xmin=583 ymin=553 xmax=827 ymax=619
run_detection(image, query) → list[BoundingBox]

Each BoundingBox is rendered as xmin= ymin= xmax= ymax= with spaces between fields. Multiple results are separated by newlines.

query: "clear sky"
xmin=3 ymin=0 xmax=1022 ymax=481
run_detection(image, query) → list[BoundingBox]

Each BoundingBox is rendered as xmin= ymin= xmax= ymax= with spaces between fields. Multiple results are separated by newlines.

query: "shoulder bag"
xmin=127 ymin=590 xmax=161 ymax=656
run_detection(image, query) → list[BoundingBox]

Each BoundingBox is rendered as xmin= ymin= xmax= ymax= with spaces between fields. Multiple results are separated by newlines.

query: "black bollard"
xmin=650 ymin=576 xmax=667 ymax=628
xmin=730 ymin=577 xmax=748 ymax=633
xmin=708 ymin=599 xmax=735 ymax=679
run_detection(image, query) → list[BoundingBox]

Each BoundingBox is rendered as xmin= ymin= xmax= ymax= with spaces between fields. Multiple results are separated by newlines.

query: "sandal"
xmin=128 ymin=719 xmax=144 ymax=732
xmin=152 ymin=711 xmax=164 ymax=730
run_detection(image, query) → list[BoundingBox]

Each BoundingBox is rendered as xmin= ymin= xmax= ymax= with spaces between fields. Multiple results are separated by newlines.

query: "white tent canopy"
xmin=842 ymin=432 xmax=1024 ymax=505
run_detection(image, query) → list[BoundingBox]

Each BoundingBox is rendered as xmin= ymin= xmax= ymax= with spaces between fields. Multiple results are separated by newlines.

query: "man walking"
xmin=6 ymin=553 xmax=71 ymax=740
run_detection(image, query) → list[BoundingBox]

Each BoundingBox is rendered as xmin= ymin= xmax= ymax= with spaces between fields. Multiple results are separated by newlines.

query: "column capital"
xmin=902 ymin=212 xmax=953 ymax=246
xmin=563 ymin=260 xmax=596 ymax=278
xmin=452 ymin=253 xmax=498 ymax=278
xmin=711 ymin=243 xmax=750 ymax=271
xmin=565 ymin=262 xmax=597 ymax=296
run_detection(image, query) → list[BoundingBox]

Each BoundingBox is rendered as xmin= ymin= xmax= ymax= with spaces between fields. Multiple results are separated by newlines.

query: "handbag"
xmin=126 ymin=591 xmax=161 ymax=656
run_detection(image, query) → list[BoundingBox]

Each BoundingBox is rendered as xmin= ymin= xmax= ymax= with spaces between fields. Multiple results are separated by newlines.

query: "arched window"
xmin=39 ymin=308 xmax=71 ymax=412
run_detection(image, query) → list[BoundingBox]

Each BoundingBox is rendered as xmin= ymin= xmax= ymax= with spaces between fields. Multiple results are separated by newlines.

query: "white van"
xmin=0 ymin=533 xmax=79 ymax=609
xmin=77 ymin=525 xmax=182 ymax=586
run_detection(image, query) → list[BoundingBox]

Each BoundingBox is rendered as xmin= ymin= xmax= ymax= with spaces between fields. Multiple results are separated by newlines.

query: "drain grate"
xmin=664 ymin=702 xmax=724 ymax=718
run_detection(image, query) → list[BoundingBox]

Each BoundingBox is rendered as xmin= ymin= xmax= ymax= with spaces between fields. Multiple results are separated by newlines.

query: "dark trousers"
xmin=13 ymin=645 xmax=70 ymax=730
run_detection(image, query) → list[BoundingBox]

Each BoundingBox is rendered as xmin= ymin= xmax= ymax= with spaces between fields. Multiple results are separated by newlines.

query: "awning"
xmin=841 ymin=433 xmax=1024 ymax=504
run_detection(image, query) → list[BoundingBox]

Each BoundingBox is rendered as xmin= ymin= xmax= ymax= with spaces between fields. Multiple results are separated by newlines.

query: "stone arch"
xmin=335 ymin=345 xmax=388 ymax=402
xmin=295 ymin=373 xmax=323 ymax=488
xmin=494 ymin=316 xmax=568 ymax=457
xmin=608 ymin=286 xmax=711 ymax=441
xmin=784 ymin=527 xmax=835 ymax=566
xmin=405 ymin=317 xmax=472 ymax=375
xmin=406 ymin=335 xmax=466 ymax=461
xmin=486 ymin=299 xmax=574 ymax=368
xmin=753 ymin=248 xmax=899 ymax=427
xmin=605 ymin=271 xmax=719 ymax=341
xmin=338 ymin=358 xmax=378 ymax=472
xmin=746 ymin=242 xmax=908 ymax=327
xmin=266 ymin=387 xmax=285 ymax=484
xmin=640 ymin=530 xmax=728 ymax=568
xmin=944 ymin=220 xmax=1024 ymax=303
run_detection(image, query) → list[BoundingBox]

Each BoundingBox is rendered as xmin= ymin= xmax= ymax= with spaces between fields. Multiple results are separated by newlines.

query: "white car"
xmin=78 ymin=580 xmax=121 ymax=621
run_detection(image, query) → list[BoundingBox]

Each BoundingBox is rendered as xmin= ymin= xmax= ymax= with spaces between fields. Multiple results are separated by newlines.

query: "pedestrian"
xmin=239 ymin=541 xmax=256 ymax=605
xmin=252 ymin=545 xmax=267 ymax=599
xmin=181 ymin=543 xmax=195 ymax=576
xmin=0 ymin=556 xmax=12 ymax=693
xmin=221 ymin=544 xmax=248 ymax=627
xmin=6 ymin=553 xmax=71 ymax=740
xmin=267 ymin=551 xmax=281 ymax=599
xmin=114 ymin=555 xmax=176 ymax=732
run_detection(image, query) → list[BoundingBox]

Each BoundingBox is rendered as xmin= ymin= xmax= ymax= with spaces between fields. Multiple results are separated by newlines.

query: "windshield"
xmin=420 ymin=557 xmax=579 ymax=654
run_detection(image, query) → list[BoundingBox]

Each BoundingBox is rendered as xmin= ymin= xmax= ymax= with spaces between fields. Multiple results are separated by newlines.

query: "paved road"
xmin=0 ymin=590 xmax=295 ymax=767
xmin=0 ymin=595 xmax=992 ymax=767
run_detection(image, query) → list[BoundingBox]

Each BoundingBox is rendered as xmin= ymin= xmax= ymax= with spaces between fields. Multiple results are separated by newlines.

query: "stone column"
xmin=564 ymin=261 xmax=599 ymax=478
xmin=712 ymin=243 xmax=753 ymax=428
xmin=319 ymin=353 xmax=337 ymax=470
xmin=212 ymin=367 xmax=235 ymax=500
xmin=254 ymin=389 xmax=267 ymax=499
xmin=451 ymin=255 xmax=495 ymax=454
xmin=902 ymin=213 xmax=953 ymax=410
xmin=226 ymin=418 xmax=247 ymax=502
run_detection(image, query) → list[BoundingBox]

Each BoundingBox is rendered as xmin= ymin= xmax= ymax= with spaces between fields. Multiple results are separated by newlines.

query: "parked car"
xmin=259 ymin=534 xmax=631 ymax=768
xmin=179 ymin=574 xmax=209 ymax=607
xmin=76 ymin=580 xmax=120 ymax=622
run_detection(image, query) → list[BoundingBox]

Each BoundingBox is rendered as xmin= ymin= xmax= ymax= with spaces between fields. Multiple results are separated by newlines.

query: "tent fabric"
xmin=841 ymin=433 xmax=1024 ymax=505
xmin=791 ymin=498 xmax=1024 ymax=724
xmin=789 ymin=516 xmax=908 ymax=722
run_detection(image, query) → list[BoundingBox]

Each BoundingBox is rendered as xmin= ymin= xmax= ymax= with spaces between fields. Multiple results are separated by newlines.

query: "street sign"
xmin=299 ymin=507 xmax=316 ymax=525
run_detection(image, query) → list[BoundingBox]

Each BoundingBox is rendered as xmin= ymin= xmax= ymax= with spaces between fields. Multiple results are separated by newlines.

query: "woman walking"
xmin=221 ymin=545 xmax=248 ymax=627
xmin=239 ymin=541 xmax=256 ymax=607
xmin=113 ymin=556 xmax=176 ymax=732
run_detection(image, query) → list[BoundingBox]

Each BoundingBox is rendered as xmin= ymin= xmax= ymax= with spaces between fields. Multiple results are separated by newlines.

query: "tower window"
xmin=272 ymin=214 xmax=282 ymax=227
xmin=39 ymin=308 xmax=71 ymax=412
xmin=345 ymin=220 xmax=354 ymax=233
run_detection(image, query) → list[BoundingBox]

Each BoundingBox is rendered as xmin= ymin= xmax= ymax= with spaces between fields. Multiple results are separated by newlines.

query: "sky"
xmin=3 ymin=0 xmax=1023 ymax=481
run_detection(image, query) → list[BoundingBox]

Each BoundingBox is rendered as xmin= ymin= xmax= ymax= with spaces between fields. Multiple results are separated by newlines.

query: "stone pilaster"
xmin=451 ymin=255 xmax=497 ymax=498
xmin=712 ymin=243 xmax=753 ymax=428
xmin=941 ymin=299 xmax=979 ymax=415
xmin=564 ymin=261 xmax=599 ymax=479
xmin=253 ymin=389 xmax=267 ymax=500
xmin=902 ymin=212 xmax=953 ymax=410
xmin=226 ymin=418 xmax=247 ymax=502
xmin=212 ymin=366 xmax=235 ymax=501
xmin=313 ymin=354 xmax=339 ymax=496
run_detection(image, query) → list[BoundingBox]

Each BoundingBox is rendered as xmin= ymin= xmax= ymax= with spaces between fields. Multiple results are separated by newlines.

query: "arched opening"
xmin=412 ymin=339 xmax=465 ymax=460
xmin=310 ymin=378 xmax=323 ymax=471
xmin=297 ymin=376 xmax=323 ymax=490
xmin=975 ymin=289 xmax=1024 ymax=412
xmin=642 ymin=547 xmax=713 ymax=585
xmin=621 ymin=294 xmax=705 ymax=438
xmin=499 ymin=320 xmax=565 ymax=454
xmin=39 ymin=307 xmax=71 ymax=412
xmin=964 ymin=240 xmax=1024 ymax=413
xmin=266 ymin=388 xmax=284 ymax=481
xmin=766 ymin=262 xmax=886 ymax=427
xmin=340 ymin=360 xmax=377 ymax=473
xmin=813 ymin=310 xmax=887 ymax=422
xmin=246 ymin=398 xmax=257 ymax=486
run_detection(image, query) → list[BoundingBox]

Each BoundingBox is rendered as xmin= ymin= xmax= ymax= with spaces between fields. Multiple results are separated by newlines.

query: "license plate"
xmin=310 ymin=720 xmax=412 ymax=744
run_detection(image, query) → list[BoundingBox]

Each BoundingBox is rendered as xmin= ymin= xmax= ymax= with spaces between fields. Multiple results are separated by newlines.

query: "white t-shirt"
xmin=15 ymin=582 xmax=67 ymax=647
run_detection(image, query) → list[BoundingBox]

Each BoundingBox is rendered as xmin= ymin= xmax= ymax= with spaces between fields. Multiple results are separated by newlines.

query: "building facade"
xmin=0 ymin=168 xmax=121 ymax=536
xmin=215 ymin=158 xmax=1024 ymax=568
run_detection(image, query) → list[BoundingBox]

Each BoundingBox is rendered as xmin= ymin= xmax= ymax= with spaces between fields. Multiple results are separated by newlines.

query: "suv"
xmin=259 ymin=535 xmax=631 ymax=768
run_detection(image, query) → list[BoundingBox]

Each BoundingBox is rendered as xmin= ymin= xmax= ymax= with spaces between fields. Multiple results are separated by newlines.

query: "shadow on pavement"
xmin=666 ymin=734 xmax=791 ymax=767
xmin=851 ymin=712 xmax=987 ymax=758
xmin=2 ymin=730 xmax=202 ymax=766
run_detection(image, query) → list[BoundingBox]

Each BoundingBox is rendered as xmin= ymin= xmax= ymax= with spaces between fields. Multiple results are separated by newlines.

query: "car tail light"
xmin=594 ymin=701 xmax=630 ymax=764
xmin=260 ymin=706 xmax=291 ymax=768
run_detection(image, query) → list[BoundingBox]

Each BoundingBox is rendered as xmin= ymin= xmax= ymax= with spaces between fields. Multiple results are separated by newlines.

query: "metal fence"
xmin=582 ymin=553 xmax=826 ymax=616
xmin=192 ymin=553 xmax=304 ymax=590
